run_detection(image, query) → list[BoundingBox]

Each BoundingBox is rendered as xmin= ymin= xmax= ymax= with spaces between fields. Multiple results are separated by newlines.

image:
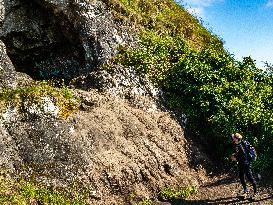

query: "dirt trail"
xmin=155 ymin=173 xmax=273 ymax=205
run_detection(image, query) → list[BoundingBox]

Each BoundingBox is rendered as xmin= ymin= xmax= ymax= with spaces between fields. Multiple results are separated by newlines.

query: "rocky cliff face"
xmin=0 ymin=40 xmax=17 ymax=88
xmin=0 ymin=88 xmax=209 ymax=204
xmin=0 ymin=0 xmax=210 ymax=204
xmin=1 ymin=0 xmax=135 ymax=82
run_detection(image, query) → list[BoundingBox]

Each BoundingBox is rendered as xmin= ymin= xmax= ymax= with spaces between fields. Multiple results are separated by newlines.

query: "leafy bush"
xmin=117 ymin=30 xmax=273 ymax=170
xmin=158 ymin=186 xmax=197 ymax=200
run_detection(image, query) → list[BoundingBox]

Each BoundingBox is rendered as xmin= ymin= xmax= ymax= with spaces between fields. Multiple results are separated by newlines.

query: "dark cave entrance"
xmin=1 ymin=0 xmax=87 ymax=84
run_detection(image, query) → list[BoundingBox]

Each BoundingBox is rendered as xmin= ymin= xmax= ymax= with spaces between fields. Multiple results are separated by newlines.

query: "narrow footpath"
xmin=155 ymin=173 xmax=273 ymax=205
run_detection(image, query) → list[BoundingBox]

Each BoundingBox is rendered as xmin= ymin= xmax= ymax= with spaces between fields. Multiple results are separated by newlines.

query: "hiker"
xmin=230 ymin=133 xmax=258 ymax=197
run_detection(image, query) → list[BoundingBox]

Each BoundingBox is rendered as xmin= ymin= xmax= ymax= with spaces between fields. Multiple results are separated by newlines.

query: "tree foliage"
xmin=117 ymin=32 xmax=273 ymax=170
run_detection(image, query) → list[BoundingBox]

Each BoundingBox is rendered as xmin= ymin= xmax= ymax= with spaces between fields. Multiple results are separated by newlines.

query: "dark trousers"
xmin=238 ymin=163 xmax=257 ymax=193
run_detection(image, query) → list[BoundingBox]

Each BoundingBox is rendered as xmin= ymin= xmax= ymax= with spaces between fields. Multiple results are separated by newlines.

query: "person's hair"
xmin=233 ymin=133 xmax=243 ymax=140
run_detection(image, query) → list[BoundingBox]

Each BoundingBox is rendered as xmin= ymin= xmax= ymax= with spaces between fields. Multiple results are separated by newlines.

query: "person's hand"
xmin=230 ymin=154 xmax=236 ymax=161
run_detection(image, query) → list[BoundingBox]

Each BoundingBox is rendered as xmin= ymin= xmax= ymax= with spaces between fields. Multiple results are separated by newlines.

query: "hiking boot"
xmin=252 ymin=192 xmax=260 ymax=198
xmin=243 ymin=189 xmax=249 ymax=194
xmin=237 ymin=189 xmax=249 ymax=197
xmin=242 ymin=189 xmax=249 ymax=197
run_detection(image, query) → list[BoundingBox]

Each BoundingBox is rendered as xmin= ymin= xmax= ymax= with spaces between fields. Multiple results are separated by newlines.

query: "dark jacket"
xmin=233 ymin=140 xmax=251 ymax=165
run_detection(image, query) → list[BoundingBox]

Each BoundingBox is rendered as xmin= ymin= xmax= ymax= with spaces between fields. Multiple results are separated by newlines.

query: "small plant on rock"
xmin=158 ymin=186 xmax=197 ymax=201
xmin=127 ymin=192 xmax=152 ymax=205
xmin=0 ymin=171 xmax=87 ymax=205
xmin=0 ymin=80 xmax=79 ymax=119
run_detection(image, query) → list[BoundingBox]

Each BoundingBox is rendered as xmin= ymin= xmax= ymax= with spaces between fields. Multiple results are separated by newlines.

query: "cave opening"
xmin=1 ymin=0 xmax=87 ymax=84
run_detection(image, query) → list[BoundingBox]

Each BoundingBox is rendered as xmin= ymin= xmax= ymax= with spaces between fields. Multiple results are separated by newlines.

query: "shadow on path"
xmin=170 ymin=195 xmax=273 ymax=205
xmin=202 ymin=175 xmax=236 ymax=188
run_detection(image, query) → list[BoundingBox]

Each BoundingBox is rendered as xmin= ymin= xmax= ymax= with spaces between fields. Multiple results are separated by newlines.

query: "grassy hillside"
xmin=106 ymin=0 xmax=273 ymax=170
xmin=102 ymin=0 xmax=222 ymax=50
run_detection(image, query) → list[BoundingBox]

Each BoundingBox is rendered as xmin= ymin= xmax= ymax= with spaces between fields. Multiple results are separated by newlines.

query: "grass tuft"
xmin=0 ymin=81 xmax=79 ymax=119
xmin=0 ymin=171 xmax=87 ymax=205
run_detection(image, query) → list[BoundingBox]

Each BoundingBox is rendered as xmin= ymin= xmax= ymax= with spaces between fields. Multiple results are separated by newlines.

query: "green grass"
xmin=0 ymin=81 xmax=79 ymax=119
xmin=101 ymin=0 xmax=222 ymax=50
xmin=0 ymin=172 xmax=87 ymax=205
xmin=158 ymin=186 xmax=197 ymax=200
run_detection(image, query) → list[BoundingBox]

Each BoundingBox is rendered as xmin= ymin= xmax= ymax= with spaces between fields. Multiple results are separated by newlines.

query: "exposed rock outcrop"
xmin=0 ymin=40 xmax=34 ymax=88
xmin=0 ymin=0 xmax=212 ymax=204
xmin=0 ymin=0 xmax=135 ymax=82
xmin=0 ymin=0 xmax=4 ymax=24
xmin=0 ymin=40 xmax=17 ymax=88
xmin=70 ymin=64 xmax=164 ymax=112
xmin=0 ymin=89 xmax=208 ymax=204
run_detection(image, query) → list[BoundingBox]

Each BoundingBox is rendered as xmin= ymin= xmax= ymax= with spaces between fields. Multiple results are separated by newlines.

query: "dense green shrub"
xmin=117 ymin=31 xmax=273 ymax=170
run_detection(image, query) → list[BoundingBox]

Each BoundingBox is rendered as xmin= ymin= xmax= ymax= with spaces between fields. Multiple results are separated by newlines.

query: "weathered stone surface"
xmin=0 ymin=1 xmax=212 ymax=204
xmin=3 ymin=115 xmax=87 ymax=183
xmin=0 ymin=0 xmax=4 ymax=24
xmin=0 ymin=0 xmax=135 ymax=82
xmin=0 ymin=89 xmax=210 ymax=204
xmin=0 ymin=1 xmax=33 ymax=89
xmin=0 ymin=40 xmax=17 ymax=88
xmin=0 ymin=40 xmax=33 ymax=88
xmin=0 ymin=123 xmax=22 ymax=171
xmin=70 ymin=64 xmax=164 ymax=112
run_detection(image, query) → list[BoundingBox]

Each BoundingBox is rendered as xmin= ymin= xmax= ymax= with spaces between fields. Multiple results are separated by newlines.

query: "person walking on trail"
xmin=230 ymin=133 xmax=258 ymax=198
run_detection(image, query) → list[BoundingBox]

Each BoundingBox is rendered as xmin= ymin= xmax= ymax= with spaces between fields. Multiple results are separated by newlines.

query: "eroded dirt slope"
xmin=67 ymin=89 xmax=210 ymax=204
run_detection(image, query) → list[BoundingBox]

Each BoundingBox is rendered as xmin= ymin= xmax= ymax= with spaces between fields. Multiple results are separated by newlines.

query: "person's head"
xmin=232 ymin=133 xmax=243 ymax=144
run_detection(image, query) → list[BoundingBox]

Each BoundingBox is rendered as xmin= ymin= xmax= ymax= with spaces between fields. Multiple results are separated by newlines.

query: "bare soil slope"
xmin=67 ymin=89 xmax=211 ymax=204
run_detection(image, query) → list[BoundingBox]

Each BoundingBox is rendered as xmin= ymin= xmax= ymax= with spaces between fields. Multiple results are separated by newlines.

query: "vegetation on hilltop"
xmin=110 ymin=0 xmax=273 ymax=170
xmin=102 ymin=0 xmax=222 ymax=50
